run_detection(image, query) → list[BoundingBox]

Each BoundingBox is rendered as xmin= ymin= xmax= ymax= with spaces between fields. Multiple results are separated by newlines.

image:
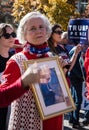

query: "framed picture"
xmin=24 ymin=56 xmax=76 ymax=120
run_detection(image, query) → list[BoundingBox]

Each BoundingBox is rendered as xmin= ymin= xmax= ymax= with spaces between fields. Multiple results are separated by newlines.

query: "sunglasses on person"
xmin=1 ymin=32 xmax=16 ymax=39
xmin=54 ymin=30 xmax=63 ymax=35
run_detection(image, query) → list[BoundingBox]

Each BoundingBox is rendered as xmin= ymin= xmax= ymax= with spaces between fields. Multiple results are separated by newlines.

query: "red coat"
xmin=84 ymin=47 xmax=89 ymax=100
xmin=0 ymin=78 xmax=27 ymax=107
xmin=1 ymin=50 xmax=63 ymax=130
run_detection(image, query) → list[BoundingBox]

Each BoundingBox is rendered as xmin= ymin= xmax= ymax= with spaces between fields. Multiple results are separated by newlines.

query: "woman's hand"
xmin=21 ymin=63 xmax=51 ymax=88
xmin=59 ymin=56 xmax=69 ymax=68
xmin=75 ymin=44 xmax=83 ymax=55
xmin=59 ymin=56 xmax=70 ymax=74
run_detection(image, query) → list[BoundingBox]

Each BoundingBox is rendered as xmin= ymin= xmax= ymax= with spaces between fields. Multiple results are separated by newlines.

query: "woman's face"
xmin=24 ymin=17 xmax=47 ymax=45
xmin=52 ymin=27 xmax=62 ymax=44
xmin=0 ymin=26 xmax=15 ymax=48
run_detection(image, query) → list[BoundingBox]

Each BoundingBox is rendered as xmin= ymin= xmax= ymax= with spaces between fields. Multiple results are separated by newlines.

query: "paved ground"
xmin=63 ymin=110 xmax=89 ymax=130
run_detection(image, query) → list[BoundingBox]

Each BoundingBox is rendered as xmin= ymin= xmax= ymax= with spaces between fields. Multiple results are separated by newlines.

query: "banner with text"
xmin=68 ymin=18 xmax=89 ymax=45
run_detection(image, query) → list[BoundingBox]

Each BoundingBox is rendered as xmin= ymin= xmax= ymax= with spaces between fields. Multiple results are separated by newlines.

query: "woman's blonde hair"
xmin=17 ymin=11 xmax=52 ymax=44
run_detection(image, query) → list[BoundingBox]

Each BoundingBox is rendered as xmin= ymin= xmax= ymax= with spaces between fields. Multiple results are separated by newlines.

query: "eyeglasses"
xmin=1 ymin=32 xmax=16 ymax=39
xmin=54 ymin=30 xmax=63 ymax=35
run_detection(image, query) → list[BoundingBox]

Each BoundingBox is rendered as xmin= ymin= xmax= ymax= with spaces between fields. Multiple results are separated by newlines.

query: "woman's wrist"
xmin=74 ymin=53 xmax=78 ymax=57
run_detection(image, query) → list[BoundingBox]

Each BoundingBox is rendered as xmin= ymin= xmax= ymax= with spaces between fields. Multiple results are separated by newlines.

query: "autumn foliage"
xmin=12 ymin=0 xmax=80 ymax=30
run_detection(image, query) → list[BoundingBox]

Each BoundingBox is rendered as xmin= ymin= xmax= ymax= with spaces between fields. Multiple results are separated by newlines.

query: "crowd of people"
xmin=0 ymin=11 xmax=89 ymax=130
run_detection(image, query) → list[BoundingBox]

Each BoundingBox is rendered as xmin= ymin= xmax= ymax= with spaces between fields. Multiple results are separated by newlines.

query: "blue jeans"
xmin=69 ymin=81 xmax=83 ymax=125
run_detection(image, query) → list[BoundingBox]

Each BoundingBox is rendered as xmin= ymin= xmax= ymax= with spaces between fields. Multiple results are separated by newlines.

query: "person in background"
xmin=0 ymin=12 xmax=68 ymax=130
xmin=48 ymin=26 xmax=82 ymax=86
xmin=62 ymin=32 xmax=74 ymax=52
xmin=48 ymin=25 xmax=70 ymax=75
xmin=68 ymin=42 xmax=86 ymax=129
xmin=83 ymin=46 xmax=89 ymax=126
xmin=48 ymin=24 xmax=62 ymax=55
xmin=0 ymin=23 xmax=16 ymax=130
xmin=80 ymin=4 xmax=89 ymax=126
xmin=48 ymin=25 xmax=84 ymax=129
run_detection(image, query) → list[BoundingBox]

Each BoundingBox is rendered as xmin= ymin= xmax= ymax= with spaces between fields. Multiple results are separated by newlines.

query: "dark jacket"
xmin=69 ymin=46 xmax=85 ymax=83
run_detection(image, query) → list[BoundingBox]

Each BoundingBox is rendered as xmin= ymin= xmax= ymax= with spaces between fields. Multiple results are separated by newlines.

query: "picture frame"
xmin=24 ymin=56 xmax=76 ymax=120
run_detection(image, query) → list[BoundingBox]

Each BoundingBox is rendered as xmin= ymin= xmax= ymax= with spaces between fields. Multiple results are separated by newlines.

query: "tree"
xmin=12 ymin=0 xmax=80 ymax=30
xmin=84 ymin=3 xmax=89 ymax=17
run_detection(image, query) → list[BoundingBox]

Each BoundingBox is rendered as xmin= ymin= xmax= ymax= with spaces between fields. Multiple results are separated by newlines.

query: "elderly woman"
xmin=0 ymin=12 xmax=65 ymax=130
xmin=0 ymin=21 xmax=51 ymax=130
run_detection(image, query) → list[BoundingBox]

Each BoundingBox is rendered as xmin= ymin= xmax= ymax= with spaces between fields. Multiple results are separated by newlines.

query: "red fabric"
xmin=0 ymin=78 xmax=27 ymax=108
xmin=43 ymin=115 xmax=63 ymax=130
xmin=1 ymin=48 xmax=63 ymax=130
xmin=84 ymin=47 xmax=89 ymax=100
xmin=28 ymin=42 xmax=49 ymax=49
xmin=66 ymin=77 xmax=70 ymax=87
xmin=14 ymin=39 xmax=23 ymax=53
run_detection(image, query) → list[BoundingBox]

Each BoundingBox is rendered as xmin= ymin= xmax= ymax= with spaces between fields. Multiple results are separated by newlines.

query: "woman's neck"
xmin=24 ymin=42 xmax=50 ymax=56
xmin=0 ymin=47 xmax=9 ymax=58
xmin=54 ymin=42 xmax=58 ymax=47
